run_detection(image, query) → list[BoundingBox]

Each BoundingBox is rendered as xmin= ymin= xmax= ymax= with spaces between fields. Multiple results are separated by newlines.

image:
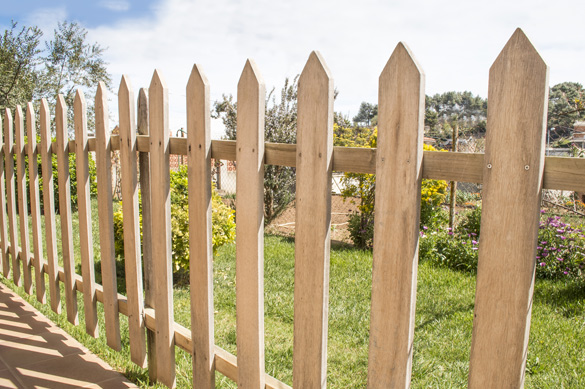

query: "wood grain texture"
xmin=186 ymin=64 xmax=215 ymax=388
xmin=293 ymin=51 xmax=334 ymax=388
xmin=149 ymin=69 xmax=176 ymax=388
xmin=4 ymin=109 xmax=20 ymax=286
xmin=40 ymin=99 xmax=61 ymax=314
xmin=137 ymin=87 xmax=157 ymax=381
xmin=15 ymin=106 xmax=32 ymax=295
xmin=85 ymin=134 xmax=585 ymax=192
xmin=367 ymin=43 xmax=424 ymax=388
xmin=235 ymin=59 xmax=266 ymax=389
xmin=74 ymin=90 xmax=99 ymax=338
xmin=26 ymin=102 xmax=46 ymax=304
xmin=0 ymin=114 xmax=8 ymax=278
xmin=55 ymin=95 xmax=78 ymax=325
xmin=119 ymin=75 xmax=147 ymax=367
xmin=468 ymin=29 xmax=549 ymax=388
xmin=95 ymin=82 xmax=121 ymax=351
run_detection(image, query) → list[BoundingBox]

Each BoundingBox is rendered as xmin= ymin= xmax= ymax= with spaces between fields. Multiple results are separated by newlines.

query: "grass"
xmin=2 ymin=198 xmax=585 ymax=387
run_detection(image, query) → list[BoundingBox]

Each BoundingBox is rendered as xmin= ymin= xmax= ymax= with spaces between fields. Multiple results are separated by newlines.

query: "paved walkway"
xmin=0 ymin=283 xmax=138 ymax=388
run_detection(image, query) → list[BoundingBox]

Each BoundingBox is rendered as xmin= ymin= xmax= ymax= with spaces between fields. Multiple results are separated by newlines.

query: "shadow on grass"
xmin=416 ymin=303 xmax=475 ymax=331
xmin=533 ymin=279 xmax=585 ymax=318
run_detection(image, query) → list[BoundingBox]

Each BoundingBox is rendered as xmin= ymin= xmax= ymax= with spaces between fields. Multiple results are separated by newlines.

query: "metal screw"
xmin=525 ymin=165 xmax=529 ymax=170
xmin=487 ymin=163 xmax=492 ymax=169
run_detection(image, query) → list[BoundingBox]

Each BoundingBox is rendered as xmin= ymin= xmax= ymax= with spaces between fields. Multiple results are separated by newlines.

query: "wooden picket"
xmin=40 ymin=98 xmax=61 ymax=314
xmin=95 ymin=82 xmax=122 ymax=351
xmin=367 ymin=42 xmax=425 ymax=387
xmin=138 ymin=87 xmax=157 ymax=382
xmin=149 ymin=69 xmax=176 ymax=388
xmin=15 ymin=106 xmax=33 ymax=295
xmin=0 ymin=29 xmax=580 ymax=389
xmin=293 ymin=51 xmax=334 ymax=387
xmin=0 ymin=113 xmax=8 ymax=278
xmin=186 ymin=64 xmax=215 ymax=388
xmin=4 ymin=109 xmax=20 ymax=286
xmin=118 ymin=75 xmax=147 ymax=367
xmin=235 ymin=59 xmax=266 ymax=388
xmin=74 ymin=90 xmax=99 ymax=337
xmin=26 ymin=102 xmax=46 ymax=304
xmin=55 ymin=95 xmax=78 ymax=325
xmin=468 ymin=29 xmax=549 ymax=387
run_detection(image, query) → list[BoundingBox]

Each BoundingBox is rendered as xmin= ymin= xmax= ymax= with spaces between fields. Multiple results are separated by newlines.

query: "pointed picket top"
xmin=95 ymin=82 xmax=110 ymax=145
xmin=119 ymin=75 xmax=133 ymax=103
xmin=238 ymin=59 xmax=265 ymax=90
xmin=300 ymin=51 xmax=332 ymax=85
xmin=491 ymin=28 xmax=547 ymax=76
xmin=187 ymin=64 xmax=210 ymax=95
xmin=55 ymin=94 xmax=68 ymax=145
xmin=380 ymin=42 xmax=424 ymax=87
xmin=74 ymin=89 xmax=86 ymax=114
xmin=39 ymin=99 xmax=50 ymax=147
xmin=15 ymin=105 xmax=24 ymax=147
xmin=4 ymin=108 xmax=13 ymax=146
xmin=137 ymin=88 xmax=149 ymax=136
xmin=149 ymin=69 xmax=168 ymax=95
xmin=26 ymin=102 xmax=35 ymax=141
xmin=118 ymin=75 xmax=136 ymax=135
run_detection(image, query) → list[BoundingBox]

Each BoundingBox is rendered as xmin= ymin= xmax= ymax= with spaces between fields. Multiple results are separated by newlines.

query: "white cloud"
xmin=24 ymin=7 xmax=67 ymax=35
xmin=99 ymin=1 xmax=131 ymax=12
xmin=86 ymin=0 xmax=585 ymax=138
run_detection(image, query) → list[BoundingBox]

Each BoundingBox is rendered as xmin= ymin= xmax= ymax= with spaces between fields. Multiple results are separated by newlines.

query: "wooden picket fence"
xmin=1 ymin=28 xmax=585 ymax=388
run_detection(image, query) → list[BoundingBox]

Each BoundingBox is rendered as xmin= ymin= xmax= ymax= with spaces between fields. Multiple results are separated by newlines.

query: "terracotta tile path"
xmin=0 ymin=283 xmax=138 ymax=388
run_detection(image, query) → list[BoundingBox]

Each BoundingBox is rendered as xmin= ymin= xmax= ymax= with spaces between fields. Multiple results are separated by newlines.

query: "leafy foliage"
xmin=0 ymin=20 xmax=111 ymax=132
xmin=113 ymin=165 xmax=235 ymax=274
xmin=213 ymin=77 xmax=298 ymax=223
xmin=0 ymin=22 xmax=42 ymax=110
xmin=336 ymin=129 xmax=448 ymax=249
xmin=547 ymin=82 xmax=585 ymax=140
xmin=352 ymin=101 xmax=377 ymax=127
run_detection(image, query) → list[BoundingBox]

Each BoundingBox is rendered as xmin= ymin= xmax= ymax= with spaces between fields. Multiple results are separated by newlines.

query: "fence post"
xmin=4 ymin=108 xmax=20 ymax=287
xmin=236 ymin=59 xmax=266 ymax=388
xmin=74 ymin=90 xmax=99 ymax=337
xmin=187 ymin=64 xmax=215 ymax=388
xmin=0 ymin=114 xmax=8 ymax=278
xmin=27 ymin=102 xmax=46 ymax=304
xmin=15 ymin=106 xmax=33 ymax=295
xmin=468 ymin=29 xmax=549 ymax=387
xmin=119 ymin=75 xmax=147 ymax=367
xmin=55 ymin=95 xmax=79 ymax=325
xmin=95 ymin=82 xmax=122 ymax=351
xmin=293 ymin=51 xmax=334 ymax=388
xmin=40 ymin=99 xmax=61 ymax=314
xmin=367 ymin=43 xmax=424 ymax=387
xmin=137 ymin=87 xmax=157 ymax=381
xmin=149 ymin=69 xmax=176 ymax=388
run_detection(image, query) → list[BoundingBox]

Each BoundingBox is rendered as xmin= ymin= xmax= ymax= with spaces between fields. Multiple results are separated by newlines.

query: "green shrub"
xmin=458 ymin=204 xmax=482 ymax=236
xmin=419 ymin=227 xmax=479 ymax=272
xmin=113 ymin=165 xmax=235 ymax=274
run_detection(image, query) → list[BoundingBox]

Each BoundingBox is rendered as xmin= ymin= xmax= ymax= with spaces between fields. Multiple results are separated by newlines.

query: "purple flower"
xmin=539 ymin=262 xmax=546 ymax=266
xmin=536 ymin=256 xmax=541 ymax=259
xmin=472 ymin=240 xmax=478 ymax=245
xmin=564 ymin=271 xmax=568 ymax=275
xmin=541 ymin=241 xmax=548 ymax=245
xmin=423 ymin=226 xmax=428 ymax=230
xmin=557 ymin=257 xmax=564 ymax=261
xmin=448 ymin=232 xmax=453 ymax=236
xmin=472 ymin=247 xmax=478 ymax=251
xmin=537 ymin=246 xmax=542 ymax=250
xmin=471 ymin=233 xmax=477 ymax=237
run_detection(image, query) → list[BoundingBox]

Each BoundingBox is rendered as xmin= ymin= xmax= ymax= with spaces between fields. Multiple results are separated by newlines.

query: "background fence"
xmin=1 ymin=29 xmax=585 ymax=388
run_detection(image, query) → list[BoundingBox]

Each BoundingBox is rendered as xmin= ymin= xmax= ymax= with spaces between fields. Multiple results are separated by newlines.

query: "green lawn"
xmin=2 ymin=198 xmax=584 ymax=387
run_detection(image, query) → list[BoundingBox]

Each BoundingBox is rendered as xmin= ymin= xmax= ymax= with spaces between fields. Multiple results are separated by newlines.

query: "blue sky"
xmin=2 ymin=0 xmax=585 ymax=138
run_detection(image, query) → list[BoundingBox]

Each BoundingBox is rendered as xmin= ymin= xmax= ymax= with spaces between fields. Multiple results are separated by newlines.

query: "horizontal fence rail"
xmin=0 ymin=28 xmax=581 ymax=389
xmin=13 ymin=136 xmax=585 ymax=192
